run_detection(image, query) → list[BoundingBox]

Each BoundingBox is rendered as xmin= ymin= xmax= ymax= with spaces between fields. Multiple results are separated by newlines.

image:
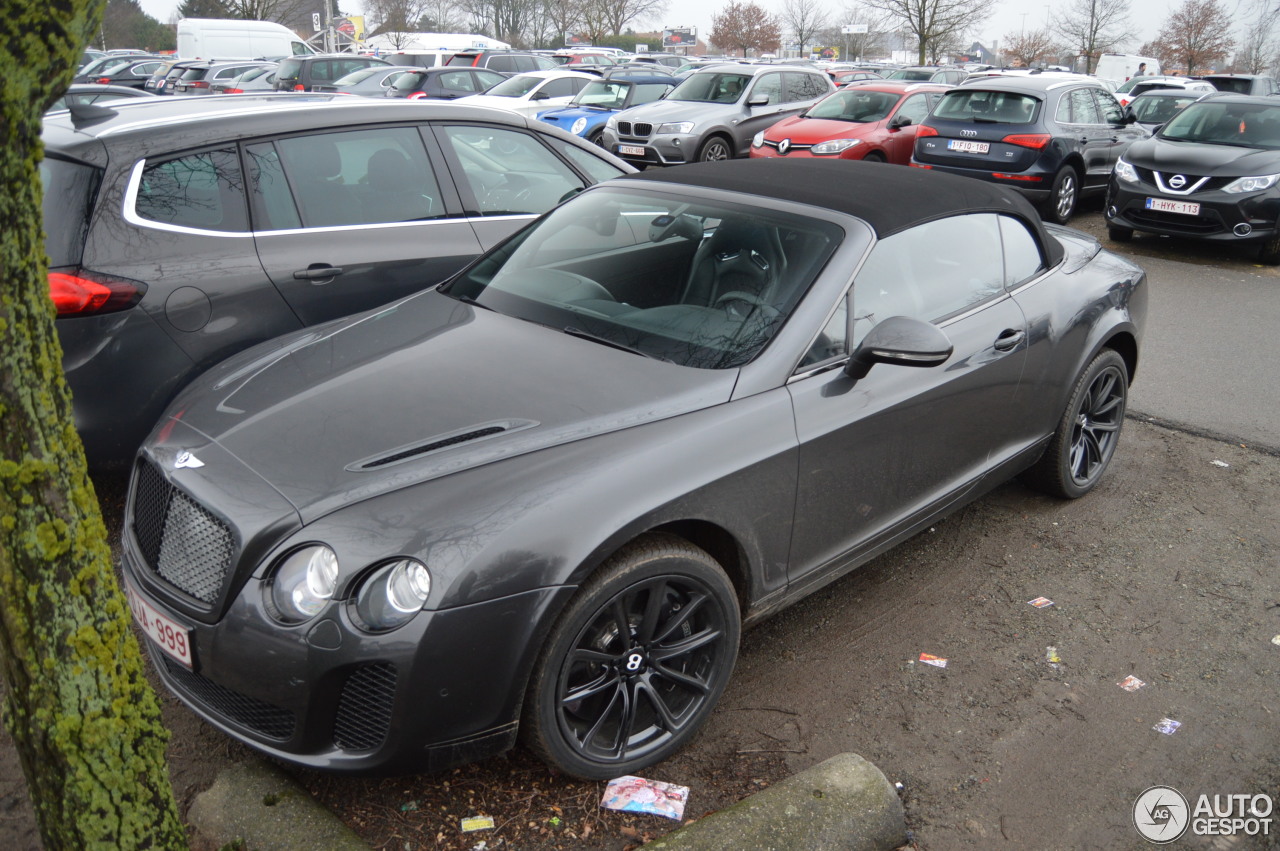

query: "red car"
xmin=750 ymin=81 xmax=950 ymax=164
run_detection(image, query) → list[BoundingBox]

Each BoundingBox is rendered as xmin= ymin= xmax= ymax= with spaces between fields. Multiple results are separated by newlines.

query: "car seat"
xmin=361 ymin=148 xmax=437 ymax=222
xmin=680 ymin=219 xmax=787 ymax=314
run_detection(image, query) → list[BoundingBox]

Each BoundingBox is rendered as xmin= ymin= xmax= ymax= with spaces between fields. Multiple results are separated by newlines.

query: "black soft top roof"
xmin=622 ymin=159 xmax=1064 ymax=265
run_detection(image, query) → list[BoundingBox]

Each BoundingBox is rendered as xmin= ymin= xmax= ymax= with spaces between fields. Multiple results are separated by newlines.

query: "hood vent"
xmin=347 ymin=419 xmax=538 ymax=471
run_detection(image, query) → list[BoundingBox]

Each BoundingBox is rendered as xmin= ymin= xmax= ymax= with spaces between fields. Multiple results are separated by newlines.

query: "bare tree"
xmin=1149 ymin=0 xmax=1234 ymax=74
xmin=1 ymin=0 xmax=187 ymax=846
xmin=829 ymin=1 xmax=894 ymax=61
xmin=365 ymin=0 xmax=433 ymax=33
xmin=862 ymin=0 xmax=989 ymax=65
xmin=416 ymin=0 xmax=468 ymax=31
xmin=222 ymin=0 xmax=313 ymax=25
xmin=1051 ymin=0 xmax=1131 ymax=74
xmin=579 ymin=0 xmax=668 ymax=38
xmin=780 ymin=0 xmax=830 ymax=57
xmin=1003 ymin=27 xmax=1059 ymax=67
xmin=541 ymin=0 xmax=585 ymax=47
xmin=1230 ymin=0 xmax=1279 ymax=73
xmin=456 ymin=0 xmax=540 ymax=44
xmin=710 ymin=0 xmax=781 ymax=56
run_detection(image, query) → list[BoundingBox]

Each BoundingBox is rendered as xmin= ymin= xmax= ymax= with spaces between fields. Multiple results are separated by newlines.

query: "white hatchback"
xmin=456 ymin=69 xmax=597 ymax=117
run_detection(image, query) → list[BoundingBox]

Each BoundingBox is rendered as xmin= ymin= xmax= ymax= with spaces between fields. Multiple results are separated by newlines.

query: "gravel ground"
xmin=2 ymin=207 xmax=1278 ymax=850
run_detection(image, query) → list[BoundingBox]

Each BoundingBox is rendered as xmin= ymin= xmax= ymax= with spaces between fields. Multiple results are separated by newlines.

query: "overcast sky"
xmin=133 ymin=0 xmax=1236 ymax=55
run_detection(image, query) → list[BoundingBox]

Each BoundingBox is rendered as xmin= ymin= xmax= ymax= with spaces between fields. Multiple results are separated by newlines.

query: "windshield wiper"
xmin=563 ymin=326 xmax=663 ymax=360
xmin=452 ymin=293 xmax=494 ymax=312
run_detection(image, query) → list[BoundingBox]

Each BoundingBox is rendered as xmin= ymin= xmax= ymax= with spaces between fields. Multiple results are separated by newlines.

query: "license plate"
xmin=1146 ymin=197 xmax=1200 ymax=216
xmin=618 ymin=144 xmax=646 ymax=156
xmin=948 ymin=139 xmax=990 ymax=154
xmin=127 ymin=584 xmax=194 ymax=669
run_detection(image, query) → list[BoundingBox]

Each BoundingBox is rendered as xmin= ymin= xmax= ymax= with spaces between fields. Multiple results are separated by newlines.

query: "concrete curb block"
xmin=188 ymin=759 xmax=370 ymax=851
xmin=645 ymin=753 xmax=906 ymax=851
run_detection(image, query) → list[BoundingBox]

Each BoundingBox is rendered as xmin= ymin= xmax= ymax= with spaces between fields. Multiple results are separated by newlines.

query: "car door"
xmin=1056 ymin=87 xmax=1113 ymax=190
xmin=881 ymin=91 xmax=933 ymax=164
xmin=248 ymin=124 xmax=483 ymax=326
xmin=786 ymin=213 xmax=1030 ymax=582
xmin=1092 ymin=87 xmax=1147 ymax=174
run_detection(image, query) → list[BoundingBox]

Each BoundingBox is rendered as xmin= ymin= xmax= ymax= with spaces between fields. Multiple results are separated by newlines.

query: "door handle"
xmin=293 ymin=265 xmax=344 ymax=281
xmin=994 ymin=329 xmax=1026 ymax=351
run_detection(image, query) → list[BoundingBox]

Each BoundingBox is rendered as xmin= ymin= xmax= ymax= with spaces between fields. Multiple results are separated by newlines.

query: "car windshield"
xmin=442 ymin=187 xmax=841 ymax=369
xmin=886 ymin=69 xmax=933 ymax=81
xmin=1159 ymin=101 xmax=1280 ymax=148
xmin=234 ymin=66 xmax=274 ymax=83
xmin=932 ymin=89 xmax=1039 ymax=123
xmin=486 ymin=74 xmax=544 ymax=97
xmin=1130 ymin=94 xmax=1198 ymax=125
xmin=668 ymin=72 xmax=751 ymax=104
xmin=806 ymin=89 xmax=899 ymax=122
xmin=573 ymin=80 xmax=632 ymax=108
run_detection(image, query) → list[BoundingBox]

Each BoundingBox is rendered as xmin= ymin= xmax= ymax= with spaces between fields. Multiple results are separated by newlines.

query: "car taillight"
xmin=96 ymin=77 xmax=111 ymax=84
xmin=293 ymin=84 xmax=305 ymax=91
xmin=1002 ymin=133 xmax=1051 ymax=149
xmin=190 ymin=80 xmax=209 ymax=88
xmin=916 ymin=125 xmax=939 ymax=138
xmin=222 ymin=87 xmax=243 ymax=94
xmin=48 ymin=271 xmax=146 ymax=317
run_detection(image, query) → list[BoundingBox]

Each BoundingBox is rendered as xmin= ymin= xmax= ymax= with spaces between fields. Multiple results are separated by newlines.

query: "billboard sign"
xmin=663 ymin=27 xmax=695 ymax=48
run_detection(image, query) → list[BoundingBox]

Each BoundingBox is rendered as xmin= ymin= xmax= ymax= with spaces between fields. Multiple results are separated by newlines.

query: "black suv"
xmin=1199 ymin=74 xmax=1279 ymax=95
xmin=445 ymin=50 xmax=557 ymax=75
xmin=912 ymin=74 xmax=1147 ymax=222
xmin=41 ymin=94 xmax=631 ymax=466
xmin=275 ymin=54 xmax=390 ymax=91
xmin=1105 ymin=93 xmax=1280 ymax=263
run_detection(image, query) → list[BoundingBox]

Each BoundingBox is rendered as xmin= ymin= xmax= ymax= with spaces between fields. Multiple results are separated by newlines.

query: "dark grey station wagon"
xmin=41 ymin=94 xmax=631 ymax=466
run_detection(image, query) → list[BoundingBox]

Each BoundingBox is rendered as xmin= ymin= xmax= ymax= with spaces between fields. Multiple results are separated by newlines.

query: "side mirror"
xmin=531 ymin=90 xmax=550 ymax=100
xmin=889 ymin=113 xmax=911 ymax=129
xmin=844 ymin=316 xmax=953 ymax=380
xmin=747 ymin=94 xmax=769 ymax=107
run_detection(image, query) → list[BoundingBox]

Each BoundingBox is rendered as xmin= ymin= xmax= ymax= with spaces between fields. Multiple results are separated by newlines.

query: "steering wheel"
xmin=483 ymin=173 xmax=534 ymax=211
xmin=714 ymin=291 xmax=771 ymax=313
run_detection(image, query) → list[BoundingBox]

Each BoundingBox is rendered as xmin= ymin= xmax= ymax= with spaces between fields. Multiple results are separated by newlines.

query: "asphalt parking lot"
xmin=2 ymin=202 xmax=1277 ymax=851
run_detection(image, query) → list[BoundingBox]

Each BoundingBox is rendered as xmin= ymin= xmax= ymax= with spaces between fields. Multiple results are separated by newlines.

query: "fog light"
xmin=1235 ymin=223 xmax=1253 ymax=236
xmin=1107 ymin=205 xmax=1117 ymax=217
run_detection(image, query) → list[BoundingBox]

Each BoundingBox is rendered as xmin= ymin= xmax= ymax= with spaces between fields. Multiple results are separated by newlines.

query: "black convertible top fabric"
xmin=622 ymin=158 xmax=1065 ymax=267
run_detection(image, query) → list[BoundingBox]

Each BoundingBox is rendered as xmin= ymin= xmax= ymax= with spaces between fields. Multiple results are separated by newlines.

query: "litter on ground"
xmin=1118 ymin=675 xmax=1146 ymax=692
xmin=601 ymin=776 xmax=689 ymax=821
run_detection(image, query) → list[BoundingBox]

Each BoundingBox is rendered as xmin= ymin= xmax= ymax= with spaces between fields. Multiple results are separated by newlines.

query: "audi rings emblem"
xmin=778 ymin=138 xmax=792 ymax=155
xmin=1169 ymin=174 xmax=1187 ymax=189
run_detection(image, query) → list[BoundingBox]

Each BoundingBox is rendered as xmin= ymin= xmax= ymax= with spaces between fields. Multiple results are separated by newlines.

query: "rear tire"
xmin=1024 ymin=349 xmax=1128 ymax=499
xmin=587 ymin=128 xmax=605 ymax=148
xmin=1108 ymin=225 xmax=1133 ymax=242
xmin=1041 ymin=166 xmax=1080 ymax=224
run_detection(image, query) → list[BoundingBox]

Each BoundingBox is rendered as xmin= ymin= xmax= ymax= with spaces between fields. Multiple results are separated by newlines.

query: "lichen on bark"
xmin=0 ymin=0 xmax=187 ymax=847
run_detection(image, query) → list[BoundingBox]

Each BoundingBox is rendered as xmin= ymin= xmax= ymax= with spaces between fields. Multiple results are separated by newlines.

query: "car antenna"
xmin=66 ymin=101 xmax=119 ymax=128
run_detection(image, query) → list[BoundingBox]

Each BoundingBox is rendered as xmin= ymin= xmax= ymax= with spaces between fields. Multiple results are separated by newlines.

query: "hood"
xmin=159 ymin=289 xmax=738 ymax=522
xmin=772 ymin=116 xmax=876 ymax=142
xmin=619 ymin=99 xmax=736 ymax=124
xmin=540 ymin=105 xmax=612 ymax=122
xmin=1127 ymin=136 xmax=1280 ymax=175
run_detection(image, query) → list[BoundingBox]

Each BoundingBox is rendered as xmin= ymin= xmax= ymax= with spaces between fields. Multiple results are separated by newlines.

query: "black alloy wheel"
xmin=1025 ymin=348 xmax=1128 ymax=499
xmin=523 ymin=534 xmax=739 ymax=779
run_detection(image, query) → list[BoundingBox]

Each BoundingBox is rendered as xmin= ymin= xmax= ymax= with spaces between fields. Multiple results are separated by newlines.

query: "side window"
xmin=441 ymin=71 xmax=478 ymax=92
xmin=783 ymin=72 xmax=810 ymax=102
xmin=267 ymin=127 xmax=444 ymax=228
xmin=134 ymin=148 xmax=248 ymax=233
xmin=489 ymin=56 xmax=516 ymax=73
xmin=541 ymin=78 xmax=578 ymax=98
xmin=999 ymin=216 xmax=1045 ymax=285
xmin=895 ymin=93 xmax=930 ymax=124
xmin=547 ymin=137 xmax=628 ymax=182
xmin=1062 ymin=88 xmax=1102 ymax=124
xmin=475 ymin=70 xmax=505 ymax=90
xmin=801 ymin=296 xmax=848 ymax=367
xmin=440 ymin=125 xmax=586 ymax=216
xmin=851 ymin=213 xmax=1005 ymax=343
xmin=751 ymin=73 xmax=783 ymax=105
xmin=1093 ymin=89 xmax=1125 ymax=124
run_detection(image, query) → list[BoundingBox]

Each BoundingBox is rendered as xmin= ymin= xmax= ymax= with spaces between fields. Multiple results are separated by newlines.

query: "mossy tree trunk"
xmin=0 ymin=1 xmax=187 ymax=848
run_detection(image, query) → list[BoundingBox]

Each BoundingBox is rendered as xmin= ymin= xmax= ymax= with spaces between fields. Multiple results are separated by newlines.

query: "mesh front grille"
xmin=632 ymin=122 xmax=653 ymax=137
xmin=333 ymin=663 xmax=398 ymax=751
xmin=161 ymin=656 xmax=295 ymax=740
xmin=131 ymin=459 xmax=234 ymax=604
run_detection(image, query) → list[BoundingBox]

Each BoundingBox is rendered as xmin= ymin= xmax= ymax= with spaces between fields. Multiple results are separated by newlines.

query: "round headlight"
xmin=571 ymin=116 xmax=588 ymax=135
xmin=268 ymin=545 xmax=338 ymax=624
xmin=353 ymin=559 xmax=431 ymax=632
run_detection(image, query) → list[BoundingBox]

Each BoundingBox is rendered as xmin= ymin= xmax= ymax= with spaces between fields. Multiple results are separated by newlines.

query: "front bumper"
xmin=601 ymin=127 xmax=702 ymax=166
xmin=124 ymin=544 xmax=575 ymax=774
xmin=1105 ymin=175 xmax=1280 ymax=242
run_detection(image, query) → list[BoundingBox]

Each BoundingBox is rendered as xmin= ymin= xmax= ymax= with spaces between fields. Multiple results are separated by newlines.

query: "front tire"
xmin=697 ymin=136 xmax=733 ymax=162
xmin=1024 ymin=349 xmax=1128 ymax=499
xmin=1041 ymin=166 xmax=1080 ymax=224
xmin=522 ymin=534 xmax=740 ymax=779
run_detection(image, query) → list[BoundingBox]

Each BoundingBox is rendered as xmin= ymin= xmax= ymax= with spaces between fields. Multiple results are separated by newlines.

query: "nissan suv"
xmin=601 ymin=63 xmax=834 ymax=166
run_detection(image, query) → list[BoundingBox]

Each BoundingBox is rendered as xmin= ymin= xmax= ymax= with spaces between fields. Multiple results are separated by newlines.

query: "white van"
xmin=1094 ymin=53 xmax=1161 ymax=85
xmin=176 ymin=18 xmax=316 ymax=60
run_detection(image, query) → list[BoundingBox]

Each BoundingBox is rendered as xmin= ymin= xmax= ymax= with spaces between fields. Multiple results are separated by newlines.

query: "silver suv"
xmin=601 ymin=64 xmax=833 ymax=166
